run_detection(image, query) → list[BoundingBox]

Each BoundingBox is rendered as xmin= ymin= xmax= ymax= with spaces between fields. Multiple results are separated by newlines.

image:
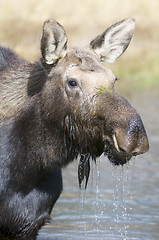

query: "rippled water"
xmin=38 ymin=91 xmax=159 ymax=240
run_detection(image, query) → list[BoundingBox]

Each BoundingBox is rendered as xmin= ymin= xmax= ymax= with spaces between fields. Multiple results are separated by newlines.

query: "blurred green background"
xmin=0 ymin=0 xmax=159 ymax=94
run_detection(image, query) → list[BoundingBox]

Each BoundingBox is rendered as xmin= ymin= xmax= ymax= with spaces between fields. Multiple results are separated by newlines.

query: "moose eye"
xmin=68 ymin=78 xmax=78 ymax=87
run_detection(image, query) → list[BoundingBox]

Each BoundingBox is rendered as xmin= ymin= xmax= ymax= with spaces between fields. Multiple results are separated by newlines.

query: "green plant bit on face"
xmin=96 ymin=86 xmax=113 ymax=96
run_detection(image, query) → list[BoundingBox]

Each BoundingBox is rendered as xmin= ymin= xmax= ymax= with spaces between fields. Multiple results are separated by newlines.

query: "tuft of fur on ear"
xmin=41 ymin=19 xmax=68 ymax=65
xmin=90 ymin=18 xmax=135 ymax=63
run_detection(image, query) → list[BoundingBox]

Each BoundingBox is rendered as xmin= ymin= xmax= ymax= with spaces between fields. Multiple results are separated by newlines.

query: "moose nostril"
xmin=113 ymin=115 xmax=149 ymax=156
xmin=113 ymin=129 xmax=138 ymax=155
xmin=113 ymin=134 xmax=127 ymax=153
xmin=113 ymin=134 xmax=120 ymax=152
xmin=118 ymin=146 xmax=126 ymax=153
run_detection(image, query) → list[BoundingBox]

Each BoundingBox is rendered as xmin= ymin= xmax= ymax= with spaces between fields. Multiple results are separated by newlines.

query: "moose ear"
xmin=90 ymin=18 xmax=135 ymax=63
xmin=41 ymin=19 xmax=68 ymax=65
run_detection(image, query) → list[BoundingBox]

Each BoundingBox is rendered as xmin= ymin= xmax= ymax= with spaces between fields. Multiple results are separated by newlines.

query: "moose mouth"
xmin=78 ymin=135 xmax=132 ymax=189
xmin=104 ymin=140 xmax=132 ymax=166
xmin=103 ymin=133 xmax=133 ymax=166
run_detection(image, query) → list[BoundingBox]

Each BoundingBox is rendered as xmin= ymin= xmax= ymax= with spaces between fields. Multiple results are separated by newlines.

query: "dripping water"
xmin=77 ymin=158 xmax=103 ymax=239
xmin=110 ymin=157 xmax=136 ymax=240
xmin=77 ymin=156 xmax=136 ymax=240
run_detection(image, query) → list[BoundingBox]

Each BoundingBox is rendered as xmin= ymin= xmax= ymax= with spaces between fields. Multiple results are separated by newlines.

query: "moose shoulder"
xmin=0 ymin=18 xmax=149 ymax=239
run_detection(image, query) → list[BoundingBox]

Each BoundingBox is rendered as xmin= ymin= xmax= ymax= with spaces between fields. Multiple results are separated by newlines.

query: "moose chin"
xmin=0 ymin=18 xmax=149 ymax=239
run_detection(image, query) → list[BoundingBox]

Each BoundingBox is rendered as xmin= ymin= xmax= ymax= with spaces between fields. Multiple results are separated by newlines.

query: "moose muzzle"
xmin=96 ymin=91 xmax=149 ymax=165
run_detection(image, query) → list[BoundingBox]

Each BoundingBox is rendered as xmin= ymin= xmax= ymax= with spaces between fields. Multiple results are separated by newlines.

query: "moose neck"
xmin=7 ymin=99 xmax=77 ymax=192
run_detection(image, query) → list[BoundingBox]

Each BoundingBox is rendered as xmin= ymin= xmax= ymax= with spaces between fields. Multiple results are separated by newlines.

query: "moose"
xmin=0 ymin=18 xmax=149 ymax=239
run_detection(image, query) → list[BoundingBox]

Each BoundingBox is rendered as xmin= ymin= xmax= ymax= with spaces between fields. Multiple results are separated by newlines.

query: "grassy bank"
xmin=110 ymin=53 xmax=159 ymax=95
xmin=0 ymin=0 xmax=158 ymax=93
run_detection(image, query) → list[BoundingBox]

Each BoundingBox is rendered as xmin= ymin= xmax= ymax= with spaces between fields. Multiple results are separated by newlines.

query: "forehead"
xmin=65 ymin=47 xmax=107 ymax=72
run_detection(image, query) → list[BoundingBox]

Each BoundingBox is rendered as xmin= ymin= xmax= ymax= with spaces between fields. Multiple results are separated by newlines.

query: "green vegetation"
xmin=0 ymin=0 xmax=158 ymax=93
xmin=96 ymin=86 xmax=112 ymax=95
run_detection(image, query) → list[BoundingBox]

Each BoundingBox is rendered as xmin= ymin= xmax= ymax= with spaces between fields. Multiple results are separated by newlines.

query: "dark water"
xmin=38 ymin=91 xmax=159 ymax=240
